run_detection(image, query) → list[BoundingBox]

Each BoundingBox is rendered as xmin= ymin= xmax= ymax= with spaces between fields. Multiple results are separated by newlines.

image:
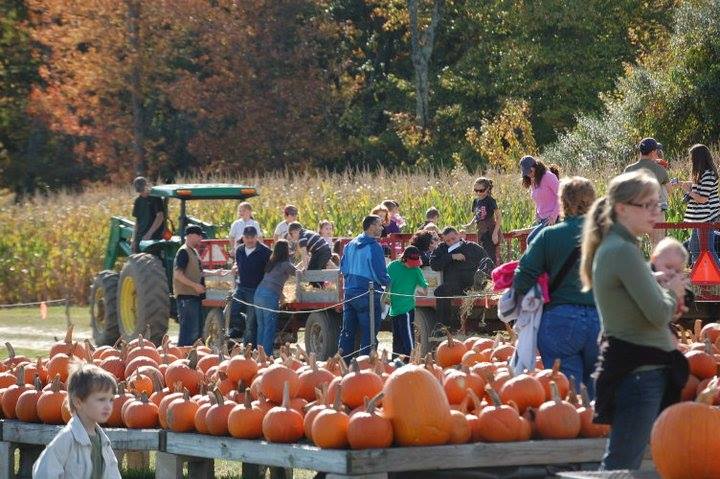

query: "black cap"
xmin=639 ymin=138 xmax=659 ymax=155
xmin=242 ymin=226 xmax=258 ymax=237
xmin=185 ymin=225 xmax=205 ymax=237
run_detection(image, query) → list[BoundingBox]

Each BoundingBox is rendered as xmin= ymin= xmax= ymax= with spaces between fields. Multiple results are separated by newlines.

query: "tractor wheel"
xmin=203 ymin=307 xmax=225 ymax=351
xmin=414 ymin=307 xmax=440 ymax=356
xmin=89 ymin=271 xmax=120 ymax=346
xmin=304 ymin=310 xmax=341 ymax=360
xmin=117 ymin=253 xmax=169 ymax=345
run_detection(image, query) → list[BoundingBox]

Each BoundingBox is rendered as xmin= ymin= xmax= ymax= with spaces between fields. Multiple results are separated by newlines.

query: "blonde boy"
xmin=33 ymin=362 xmax=120 ymax=479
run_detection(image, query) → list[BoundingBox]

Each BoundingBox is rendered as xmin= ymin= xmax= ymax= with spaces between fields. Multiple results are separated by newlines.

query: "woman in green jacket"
xmin=580 ymin=170 xmax=687 ymax=471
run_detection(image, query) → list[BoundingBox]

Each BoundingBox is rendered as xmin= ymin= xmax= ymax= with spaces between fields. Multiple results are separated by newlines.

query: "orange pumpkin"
xmin=297 ymin=354 xmax=335 ymax=401
xmin=535 ymin=359 xmax=570 ymax=400
xmin=0 ymin=369 xmax=16 ymax=389
xmin=164 ymin=349 xmax=203 ymax=395
xmin=122 ymin=392 xmax=159 ymax=428
xmin=46 ymin=350 xmax=76 ymax=383
xmin=340 ymin=359 xmax=383 ymax=409
xmin=382 ymin=365 xmax=452 ymax=446
xmin=500 ymin=373 xmax=545 ymax=414
xmin=2 ymin=365 xmax=31 ymax=419
xmin=213 ymin=371 xmax=236 ymax=397
xmin=37 ymin=376 xmax=67 ymax=425
xmin=304 ymin=386 xmax=329 ymax=442
xmin=127 ymin=370 xmax=154 ymax=396
xmin=686 ymin=344 xmax=718 ymax=380
xmin=311 ymin=385 xmax=349 ymax=448
xmin=448 ymin=409 xmax=472 ymax=444
xmin=3 ymin=342 xmax=30 ymax=368
xmin=22 ymin=358 xmax=48 ymax=386
xmin=157 ymin=383 xmax=185 ymax=429
xmin=682 ymin=374 xmax=700 ymax=401
xmin=436 ymin=333 xmax=467 ymax=368
xmin=194 ymin=394 xmax=215 ymax=434
xmin=259 ymin=363 xmax=299 ymax=404
xmin=126 ymin=336 xmax=162 ymax=363
xmin=15 ymin=376 xmax=44 ymax=422
xmin=347 ymin=392 xmax=392 ymax=449
xmin=228 ymin=388 xmax=265 ymax=439
xmin=50 ymin=325 xmax=85 ymax=358
xmin=100 ymin=356 xmax=126 ymax=381
xmin=226 ymin=345 xmax=259 ymax=385
xmin=534 ymin=381 xmax=580 ymax=439
xmin=651 ymin=382 xmax=720 ymax=479
xmin=262 ymin=382 xmax=305 ymax=443
xmin=105 ymin=382 xmax=134 ymax=427
xmin=443 ymin=369 xmax=469 ymax=405
xmin=577 ymin=384 xmax=609 ymax=438
xmin=205 ymin=388 xmax=236 ymax=436
xmin=475 ymin=386 xmax=522 ymax=442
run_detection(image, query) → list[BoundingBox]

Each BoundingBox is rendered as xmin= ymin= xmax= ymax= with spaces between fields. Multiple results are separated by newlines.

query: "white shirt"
xmin=274 ymin=220 xmax=289 ymax=239
xmin=244 ymin=247 xmax=256 ymax=256
xmin=229 ymin=218 xmax=262 ymax=248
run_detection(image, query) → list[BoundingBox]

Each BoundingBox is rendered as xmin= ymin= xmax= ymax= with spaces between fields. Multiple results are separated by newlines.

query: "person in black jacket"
xmin=430 ymin=227 xmax=490 ymax=322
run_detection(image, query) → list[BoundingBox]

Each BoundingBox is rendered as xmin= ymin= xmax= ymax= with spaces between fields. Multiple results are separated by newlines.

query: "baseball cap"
xmin=519 ymin=156 xmax=537 ymax=177
xmin=242 ymin=226 xmax=258 ymax=237
xmin=185 ymin=225 xmax=205 ymax=237
xmin=639 ymin=138 xmax=660 ymax=155
xmin=401 ymin=246 xmax=423 ymax=268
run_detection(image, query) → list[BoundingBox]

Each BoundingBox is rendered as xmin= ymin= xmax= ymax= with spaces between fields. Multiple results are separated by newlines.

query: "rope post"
xmin=65 ymin=299 xmax=71 ymax=328
xmin=368 ymin=281 xmax=375 ymax=350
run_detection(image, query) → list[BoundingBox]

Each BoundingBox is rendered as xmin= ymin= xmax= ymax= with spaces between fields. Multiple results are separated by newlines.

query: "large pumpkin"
xmin=651 ymin=384 xmax=720 ymax=479
xmin=382 ymin=365 xmax=452 ymax=446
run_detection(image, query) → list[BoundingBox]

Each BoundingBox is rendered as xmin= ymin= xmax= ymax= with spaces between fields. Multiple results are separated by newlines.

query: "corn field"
xmin=0 ymin=166 xmax=690 ymax=305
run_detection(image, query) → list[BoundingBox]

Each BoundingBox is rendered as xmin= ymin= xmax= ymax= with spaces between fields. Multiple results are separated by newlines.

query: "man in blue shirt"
xmin=338 ymin=215 xmax=390 ymax=358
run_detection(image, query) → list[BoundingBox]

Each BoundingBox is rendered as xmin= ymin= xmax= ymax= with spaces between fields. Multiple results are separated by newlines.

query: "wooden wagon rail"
xmin=0 ymin=420 xmax=655 ymax=479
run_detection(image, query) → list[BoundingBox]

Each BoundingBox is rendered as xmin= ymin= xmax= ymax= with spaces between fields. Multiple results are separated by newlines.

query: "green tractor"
xmin=88 ymin=184 xmax=258 ymax=345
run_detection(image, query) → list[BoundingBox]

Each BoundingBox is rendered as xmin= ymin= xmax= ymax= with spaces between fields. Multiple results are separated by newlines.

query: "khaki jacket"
xmin=32 ymin=416 xmax=121 ymax=479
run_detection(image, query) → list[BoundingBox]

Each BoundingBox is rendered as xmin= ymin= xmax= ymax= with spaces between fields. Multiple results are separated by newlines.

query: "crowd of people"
xmin=159 ymin=137 xmax=720 ymax=471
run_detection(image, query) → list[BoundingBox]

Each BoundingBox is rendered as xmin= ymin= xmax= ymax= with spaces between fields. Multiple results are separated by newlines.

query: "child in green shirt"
xmin=386 ymin=246 xmax=429 ymax=356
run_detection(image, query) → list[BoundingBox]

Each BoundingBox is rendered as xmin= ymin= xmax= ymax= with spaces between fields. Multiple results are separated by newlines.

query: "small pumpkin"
xmin=347 ymin=392 xmax=393 ymax=449
xmin=105 ymin=382 xmax=134 ymax=427
xmin=311 ymin=385 xmax=350 ymax=448
xmin=535 ymin=359 xmax=570 ymax=400
xmin=685 ymin=341 xmax=717 ymax=380
xmin=297 ymin=354 xmax=335 ymax=401
xmin=262 ymin=381 xmax=305 ymax=443
xmin=228 ymin=388 xmax=265 ymax=439
xmin=122 ymin=392 xmax=159 ymax=429
xmin=205 ymin=388 xmax=236 ymax=436
xmin=577 ymin=384 xmax=610 ymax=438
xmin=259 ymin=363 xmax=299 ymax=404
xmin=500 ymin=372 xmax=545 ymax=414
xmin=304 ymin=386 xmax=329 ymax=442
xmin=340 ymin=359 xmax=383 ymax=409
xmin=37 ymin=375 xmax=68 ymax=425
xmin=226 ymin=345 xmax=259 ymax=385
xmin=164 ymin=349 xmax=203 ymax=395
xmin=1 ymin=365 xmax=31 ymax=419
xmin=475 ymin=386 xmax=522 ymax=442
xmin=436 ymin=333 xmax=467 ymax=368
xmin=15 ymin=375 xmax=44 ymax=422
xmin=534 ymin=381 xmax=581 ymax=439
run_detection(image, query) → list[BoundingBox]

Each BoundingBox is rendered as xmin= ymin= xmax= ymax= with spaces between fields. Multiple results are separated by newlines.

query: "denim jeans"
xmin=687 ymin=227 xmax=717 ymax=264
xmin=229 ymin=286 xmax=257 ymax=345
xmin=600 ymin=368 xmax=668 ymax=471
xmin=338 ymin=288 xmax=382 ymax=358
xmin=527 ymin=217 xmax=550 ymax=244
xmin=177 ymin=296 xmax=203 ymax=346
xmin=537 ymin=304 xmax=601 ymax=399
xmin=254 ymin=287 xmax=280 ymax=354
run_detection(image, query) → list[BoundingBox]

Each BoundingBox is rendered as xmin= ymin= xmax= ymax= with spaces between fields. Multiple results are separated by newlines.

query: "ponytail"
xmin=549 ymin=163 xmax=560 ymax=179
xmin=580 ymin=196 xmax=612 ymax=291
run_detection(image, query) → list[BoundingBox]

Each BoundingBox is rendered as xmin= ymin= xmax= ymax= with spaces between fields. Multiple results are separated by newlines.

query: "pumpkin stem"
xmin=549 ymin=381 xmax=561 ymax=405
xmin=366 ymin=392 xmax=384 ymax=414
xmin=139 ymin=391 xmax=149 ymax=404
xmin=349 ymin=358 xmax=361 ymax=374
xmin=469 ymin=388 xmax=484 ymax=412
xmin=337 ymin=355 xmax=349 ymax=376
xmin=457 ymin=393 xmax=470 ymax=414
xmin=212 ymin=387 xmax=224 ymax=406
xmin=504 ymin=322 xmax=516 ymax=344
xmin=15 ymin=364 xmax=25 ymax=386
xmin=112 ymin=336 xmax=124 ymax=350
xmin=51 ymin=374 xmax=62 ymax=392
xmin=63 ymin=324 xmax=74 ymax=344
xmin=5 ymin=342 xmax=16 ymax=360
xmin=187 ymin=349 xmax=199 ymax=369
xmin=704 ymin=338 xmax=713 ymax=354
xmin=551 ymin=358 xmax=561 ymax=376
xmin=117 ymin=382 xmax=126 ymax=396
xmin=151 ymin=371 xmax=164 ymax=394
xmin=309 ymin=353 xmax=319 ymax=372
xmin=243 ymin=388 xmax=253 ymax=408
xmin=182 ymin=389 xmax=191 ymax=401
xmin=579 ymin=384 xmax=592 ymax=408
xmin=281 ymin=381 xmax=291 ymax=409
xmin=566 ymin=377 xmax=579 ymax=407
xmin=33 ymin=373 xmax=42 ymax=390
xmin=84 ymin=339 xmax=96 ymax=353
xmin=694 ymin=319 xmax=702 ymax=343
xmin=485 ymin=385 xmax=502 ymax=408
xmin=333 ymin=385 xmax=343 ymax=411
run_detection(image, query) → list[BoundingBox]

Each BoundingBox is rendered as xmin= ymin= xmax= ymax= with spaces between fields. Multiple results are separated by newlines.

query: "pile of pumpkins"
xmin=0 ymin=325 xmax=617 ymax=449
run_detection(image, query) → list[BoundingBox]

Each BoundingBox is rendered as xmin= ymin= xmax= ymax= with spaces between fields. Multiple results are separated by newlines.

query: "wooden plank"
xmin=164 ymin=433 xmax=349 ymax=474
xmin=346 ymin=439 xmax=611 ymax=474
xmin=1 ymin=421 xmax=160 ymax=450
xmin=0 ymin=442 xmax=13 ymax=479
xmin=557 ymin=472 xmax=660 ymax=479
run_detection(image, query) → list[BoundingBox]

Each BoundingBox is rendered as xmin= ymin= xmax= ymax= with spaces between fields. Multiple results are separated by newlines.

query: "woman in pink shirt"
xmin=519 ymin=155 xmax=560 ymax=244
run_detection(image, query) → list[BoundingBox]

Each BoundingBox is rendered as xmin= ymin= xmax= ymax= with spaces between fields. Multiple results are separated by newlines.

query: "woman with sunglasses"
xmin=463 ymin=177 xmax=502 ymax=267
xmin=581 ymin=170 xmax=688 ymax=471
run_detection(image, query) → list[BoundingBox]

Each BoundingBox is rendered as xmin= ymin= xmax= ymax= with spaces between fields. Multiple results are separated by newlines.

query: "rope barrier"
xmin=231 ymin=290 xmax=370 ymax=314
xmin=0 ymin=298 xmax=69 ymax=309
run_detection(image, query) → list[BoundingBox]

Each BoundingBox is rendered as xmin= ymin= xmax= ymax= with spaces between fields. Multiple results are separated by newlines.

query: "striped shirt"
xmin=684 ymin=170 xmax=720 ymax=222
xmin=299 ymin=230 xmax=331 ymax=254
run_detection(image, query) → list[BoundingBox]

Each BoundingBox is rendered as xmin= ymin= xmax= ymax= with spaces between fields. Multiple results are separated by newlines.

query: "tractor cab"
xmin=90 ymin=183 xmax=257 ymax=346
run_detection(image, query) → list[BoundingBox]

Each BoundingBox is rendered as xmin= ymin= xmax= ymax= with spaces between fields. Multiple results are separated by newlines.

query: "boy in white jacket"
xmin=33 ymin=361 xmax=121 ymax=479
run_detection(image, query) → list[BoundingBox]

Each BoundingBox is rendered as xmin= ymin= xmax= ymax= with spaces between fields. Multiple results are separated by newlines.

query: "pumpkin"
xmin=15 ymin=375 xmax=43 ymax=422
xmin=105 ymin=382 xmax=134 ymax=427
xmin=382 ymin=364 xmax=452 ymax=446
xmin=226 ymin=345 xmax=259 ymax=385
xmin=194 ymin=394 xmax=215 ymax=434
xmin=311 ymin=385 xmax=349 ymax=448
xmin=164 ymin=349 xmax=203 ymax=395
xmin=304 ymin=386 xmax=329 ymax=442
xmin=22 ymin=358 xmax=48 ymax=386
xmin=2 ymin=365 xmax=31 ymax=419
xmin=148 ymin=372 xmax=169 ymax=406
xmin=157 ymin=383 xmax=185 ymax=429
xmin=461 ymin=349 xmax=489 ymax=367
xmin=125 ymin=335 xmax=162 ymax=364
xmin=577 ymin=384 xmax=609 ymax=438
xmin=651 ymin=382 xmax=720 ymax=479
xmin=340 ymin=359 xmax=383 ymax=409
xmin=127 ymin=370 xmax=153 ymax=396
xmin=100 ymin=356 xmax=126 ymax=381
xmin=475 ymin=386 xmax=522 ymax=442
xmin=517 ymin=414 xmax=533 ymax=441
xmin=37 ymin=375 xmax=67 ymax=424
xmin=695 ymin=377 xmax=720 ymax=405
xmin=461 ymin=366 xmax=486 ymax=397
xmin=297 ymin=354 xmax=335 ymax=401
xmin=490 ymin=344 xmax=515 ymax=362
xmin=165 ymin=389 xmax=198 ymax=433
xmin=262 ymin=382 xmax=305 ymax=443
xmin=535 ymin=359 xmax=570 ymax=400
xmin=347 ymin=392 xmax=393 ymax=449
xmin=46 ymin=349 xmax=77 ymax=383
xmin=700 ymin=322 xmax=720 ymax=344
xmin=228 ymin=388 xmax=265 ymax=439
xmin=252 ymin=393 xmax=274 ymax=416
xmin=443 ymin=369 xmax=469 ymax=405
xmin=448 ymin=409 xmax=472 ymax=444
xmin=436 ymin=333 xmax=467 ymax=368
xmin=682 ymin=375 xmax=701 ymax=401
xmin=158 ymin=335 xmax=185 ymax=359
xmin=3 ymin=342 xmax=30 ymax=368
xmin=205 ymin=388 xmax=237 ymax=436
xmin=122 ymin=392 xmax=159 ymax=428
xmin=197 ymin=350 xmax=222 ymax=375
xmin=61 ymin=398 xmax=72 ymax=423
xmin=472 ymin=337 xmax=495 ymax=353
xmin=259 ymin=363 xmax=299 ymax=404
xmin=124 ymin=355 xmax=160 ymax=379
xmin=500 ymin=372 xmax=545 ymax=414
xmin=534 ymin=381 xmax=581 ymax=439
xmin=686 ymin=343 xmax=718 ymax=380
xmin=0 ymin=369 xmax=17 ymax=389
xmin=50 ymin=325 xmax=85 ymax=358
xmin=212 ymin=371 xmax=236 ymax=397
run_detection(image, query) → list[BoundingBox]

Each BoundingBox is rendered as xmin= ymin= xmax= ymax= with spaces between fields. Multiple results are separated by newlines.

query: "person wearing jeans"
xmin=513 ymin=177 xmax=599 ymax=396
xmin=580 ymin=170 xmax=688 ymax=471
xmin=254 ymin=240 xmax=298 ymax=353
xmin=173 ymin=225 xmax=207 ymax=346
xmin=232 ymin=226 xmax=271 ymax=347
xmin=338 ymin=215 xmax=390 ymax=358
xmin=681 ymin=144 xmax=720 ymax=264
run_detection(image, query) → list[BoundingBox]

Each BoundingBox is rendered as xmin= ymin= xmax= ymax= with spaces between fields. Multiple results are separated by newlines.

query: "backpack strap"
xmin=549 ymin=246 xmax=581 ymax=294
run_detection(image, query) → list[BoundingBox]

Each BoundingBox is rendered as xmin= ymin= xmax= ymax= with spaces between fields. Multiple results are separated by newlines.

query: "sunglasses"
xmin=474 ymin=188 xmax=486 ymax=193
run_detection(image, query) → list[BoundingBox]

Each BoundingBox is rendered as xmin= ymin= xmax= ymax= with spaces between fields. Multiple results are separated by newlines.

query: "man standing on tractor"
xmin=131 ymin=176 xmax=165 ymax=253
xmin=173 ymin=225 xmax=206 ymax=346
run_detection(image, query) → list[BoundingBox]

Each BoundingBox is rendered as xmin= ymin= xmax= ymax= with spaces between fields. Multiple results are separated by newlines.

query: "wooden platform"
xmin=0 ymin=420 xmax=656 ymax=479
